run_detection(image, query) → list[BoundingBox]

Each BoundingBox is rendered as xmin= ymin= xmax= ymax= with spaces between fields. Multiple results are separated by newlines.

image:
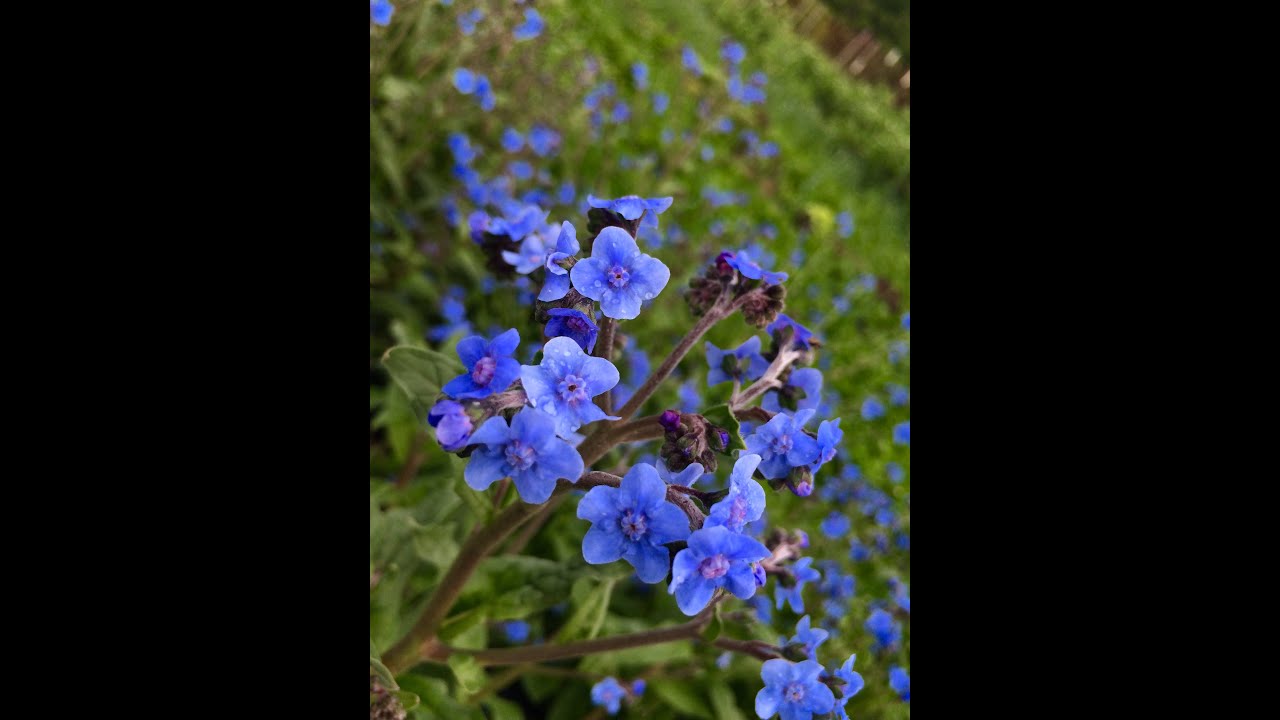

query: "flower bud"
xmin=781 ymin=642 xmax=812 ymax=663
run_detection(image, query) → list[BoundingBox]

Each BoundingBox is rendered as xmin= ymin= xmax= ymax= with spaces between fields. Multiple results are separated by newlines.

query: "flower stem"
xmin=381 ymin=481 xmax=575 ymax=674
xmin=615 ymin=288 xmax=734 ymax=422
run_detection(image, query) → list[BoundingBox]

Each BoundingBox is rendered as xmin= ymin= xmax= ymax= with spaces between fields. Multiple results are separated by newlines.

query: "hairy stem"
xmin=713 ymin=637 xmax=783 ymax=661
xmin=732 ymin=346 xmax=802 ymax=410
xmin=614 ymin=287 xmax=734 ymax=422
xmin=431 ymin=606 xmax=717 ymax=667
xmin=596 ymin=317 xmax=617 ymax=415
xmin=381 ymin=482 xmax=575 ymax=673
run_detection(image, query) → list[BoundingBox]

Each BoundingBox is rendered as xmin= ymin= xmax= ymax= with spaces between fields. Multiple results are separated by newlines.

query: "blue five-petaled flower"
xmin=463 ymin=406 xmax=584 ymax=504
xmin=590 ymin=677 xmax=626 ymax=715
xmin=669 ymin=525 xmax=770 ymax=615
xmin=705 ymin=336 xmax=770 ymax=386
xmin=888 ymin=666 xmax=910 ymax=702
xmin=762 ymin=368 xmax=823 ymax=414
xmin=725 ymin=249 xmax=789 ymax=285
xmin=755 ymin=658 xmax=835 ymax=720
xmin=370 ymin=0 xmax=394 ymax=25
xmin=745 ymin=408 xmax=820 ymax=480
xmin=538 ymin=221 xmax=580 ymax=301
xmin=570 ymin=226 xmax=671 ymax=320
xmin=784 ymin=615 xmax=828 ymax=660
xmin=577 ymin=463 xmax=691 ymax=583
xmin=812 ymin=419 xmax=843 ymax=471
xmin=705 ymin=454 xmax=767 ymax=533
xmin=833 ymin=655 xmax=866 ymax=720
xmin=587 ymin=194 xmax=674 ymax=228
xmin=520 ymin=336 xmax=620 ymax=438
xmin=442 ymin=328 xmax=521 ymax=399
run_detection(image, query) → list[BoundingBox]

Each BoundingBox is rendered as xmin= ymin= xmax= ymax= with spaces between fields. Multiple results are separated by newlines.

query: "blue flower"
xmin=652 ymin=92 xmax=669 ymax=115
xmin=887 ymin=384 xmax=909 ymax=406
xmin=744 ymin=409 xmax=820 ymax=480
xmin=775 ymin=557 xmax=820 ymax=612
xmin=591 ymin=677 xmax=626 ymax=715
xmin=428 ymin=400 xmax=472 ymax=452
xmin=452 ymin=68 xmax=495 ymax=110
xmin=502 ymin=620 xmax=530 ymax=643
xmin=370 ymin=0 xmax=394 ymax=26
xmin=758 ymin=141 xmax=780 ymax=158
xmin=520 ymin=336 xmax=620 ymax=437
xmin=577 ymin=463 xmax=691 ymax=583
xmin=509 ymin=161 xmax=533 ymax=180
xmin=860 ymin=396 xmax=885 ymax=420
xmin=722 ymin=41 xmax=746 ymax=65
xmin=784 ymin=615 xmax=829 ymax=660
xmin=528 ymin=124 xmax=560 ymax=157
xmin=447 ymin=132 xmax=477 ymax=165
xmin=538 ymin=221 xmax=580 ymax=301
xmin=501 ymin=127 xmax=523 ymax=153
xmin=893 ymin=421 xmax=910 ymax=445
xmin=755 ymin=659 xmax=835 ymax=720
xmin=766 ymin=314 xmax=816 ymax=350
xmin=557 ymin=181 xmax=576 ymax=206
xmin=750 ymin=594 xmax=773 ymax=623
xmin=681 ymin=45 xmax=703 ymax=76
xmin=669 ymin=525 xmax=769 ymax=615
xmin=657 ymin=461 xmax=709 ymax=487
xmin=570 ymin=226 xmax=671 ymax=320
xmin=457 ymin=8 xmax=484 ymax=35
xmin=812 ymin=419 xmax=842 ymax=471
xmin=717 ymin=652 xmax=733 ymax=669
xmin=512 ymin=8 xmax=543 ymax=41
xmin=837 ymin=211 xmax=854 ymax=238
xmin=442 ymin=328 xmax=521 ymax=400
xmin=864 ymin=608 xmax=901 ymax=651
xmin=705 ymin=336 xmax=770 ymax=386
xmin=544 ymin=308 xmax=598 ymax=354
xmin=632 ymin=62 xmax=649 ymax=90
xmin=705 ymin=454 xmax=767 ymax=533
xmin=886 ymin=462 xmax=904 ymax=483
xmin=901 ymin=310 xmax=910 ymax=331
xmin=849 ymin=541 xmax=870 ymax=562
xmin=464 ymin=406 xmax=584 ymax=504
xmin=611 ymin=102 xmax=631 ymax=123
xmin=700 ymin=144 xmax=715 ymax=161
xmin=724 ymin=249 xmax=788 ymax=285
xmin=832 ymin=655 xmax=865 ymax=720
xmin=762 ymin=368 xmax=822 ymax=414
xmin=819 ymin=512 xmax=850 ymax=539
xmin=888 ymin=667 xmax=910 ymax=702
xmin=489 ymin=203 xmax=549 ymax=240
xmin=586 ymin=194 xmax=674 ymax=229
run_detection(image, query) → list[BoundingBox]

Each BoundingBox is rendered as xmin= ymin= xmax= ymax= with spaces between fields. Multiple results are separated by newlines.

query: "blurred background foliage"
xmin=371 ymin=1 xmax=909 ymax=718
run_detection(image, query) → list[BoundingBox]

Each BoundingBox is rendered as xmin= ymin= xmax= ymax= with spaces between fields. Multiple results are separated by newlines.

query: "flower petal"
xmin=511 ymin=466 xmax=558 ymax=504
xmin=582 ymin=523 xmax=625 ymax=564
xmin=569 ymin=255 xmax=608 ymax=302
xmin=628 ymin=542 xmax=671 ymax=583
xmin=592 ymin=226 xmax=639 ymax=266
xmin=577 ymin=485 xmax=618 ymax=523
xmin=488 ymin=328 xmax=521 ymax=358
xmin=464 ymin=448 xmax=508 ymax=491
xmin=674 ymin=575 xmax=716 ymax=615
xmin=468 ymin=416 xmax=512 ymax=447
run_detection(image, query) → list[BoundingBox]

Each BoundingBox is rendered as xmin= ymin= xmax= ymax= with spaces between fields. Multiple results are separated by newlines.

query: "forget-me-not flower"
xmin=669 ymin=525 xmax=769 ymax=615
xmin=784 ymin=615 xmax=829 ymax=660
xmin=893 ymin=421 xmax=910 ymax=445
xmin=888 ymin=666 xmax=910 ymax=702
xmin=591 ymin=677 xmax=626 ymax=715
xmin=428 ymin=400 xmax=472 ymax=452
xmin=865 ymin=608 xmax=902 ymax=651
xmin=512 ymin=8 xmax=543 ymax=40
xmin=528 ymin=124 xmax=560 ymax=156
xmin=755 ymin=658 xmax=835 ymax=720
xmin=832 ymin=655 xmax=866 ymax=720
xmin=544 ymin=308 xmax=598 ymax=354
xmin=762 ymin=368 xmax=823 ymax=414
xmin=538 ymin=221 xmax=580 ymax=301
xmin=442 ymin=328 xmax=521 ymax=399
xmin=520 ymin=336 xmax=620 ymax=437
xmin=370 ymin=0 xmax=394 ymax=26
xmin=586 ymin=194 xmax=674 ymax=228
xmin=745 ymin=409 xmax=820 ymax=479
xmin=766 ymin=314 xmax=815 ymax=350
xmin=570 ymin=226 xmax=671 ymax=320
xmin=705 ymin=454 xmax=767 ymax=534
xmin=812 ymin=419 xmax=842 ymax=471
xmin=724 ymin=249 xmax=788 ymax=285
xmin=577 ymin=463 xmax=691 ymax=583
xmin=464 ymin=406 xmax=584 ymax=504
xmin=705 ymin=336 xmax=770 ymax=386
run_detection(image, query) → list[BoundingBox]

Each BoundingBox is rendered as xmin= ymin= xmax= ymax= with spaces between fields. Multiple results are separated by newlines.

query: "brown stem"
xmin=713 ymin=638 xmax=783 ymax=661
xmin=614 ymin=287 xmax=734 ymax=422
xmin=381 ymin=481 xmax=576 ymax=674
xmin=596 ymin=318 xmax=617 ymax=415
xmin=732 ymin=346 xmax=802 ymax=410
xmin=430 ymin=607 xmax=717 ymax=667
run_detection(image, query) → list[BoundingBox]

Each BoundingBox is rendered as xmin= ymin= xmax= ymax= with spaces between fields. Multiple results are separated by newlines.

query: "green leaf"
xmin=651 ymin=679 xmax=714 ymax=719
xmin=556 ymin=576 xmax=618 ymax=641
xmin=370 ymin=655 xmax=398 ymax=691
xmin=381 ymin=345 xmax=465 ymax=409
xmin=702 ymin=404 xmax=747 ymax=453
xmin=482 ymin=697 xmax=525 ymax=720
xmin=394 ymin=690 xmax=420 ymax=712
xmin=708 ymin=683 xmax=748 ymax=720
xmin=446 ymin=653 xmax=486 ymax=694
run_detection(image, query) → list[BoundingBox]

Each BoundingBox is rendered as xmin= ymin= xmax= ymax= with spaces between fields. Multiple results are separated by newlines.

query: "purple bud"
xmin=717 ymin=429 xmax=730 ymax=449
xmin=752 ymin=562 xmax=767 ymax=587
xmin=659 ymin=409 xmax=682 ymax=433
xmin=714 ymin=251 xmax=736 ymax=277
xmin=428 ymin=400 xmax=473 ymax=452
xmin=796 ymin=530 xmax=810 ymax=548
